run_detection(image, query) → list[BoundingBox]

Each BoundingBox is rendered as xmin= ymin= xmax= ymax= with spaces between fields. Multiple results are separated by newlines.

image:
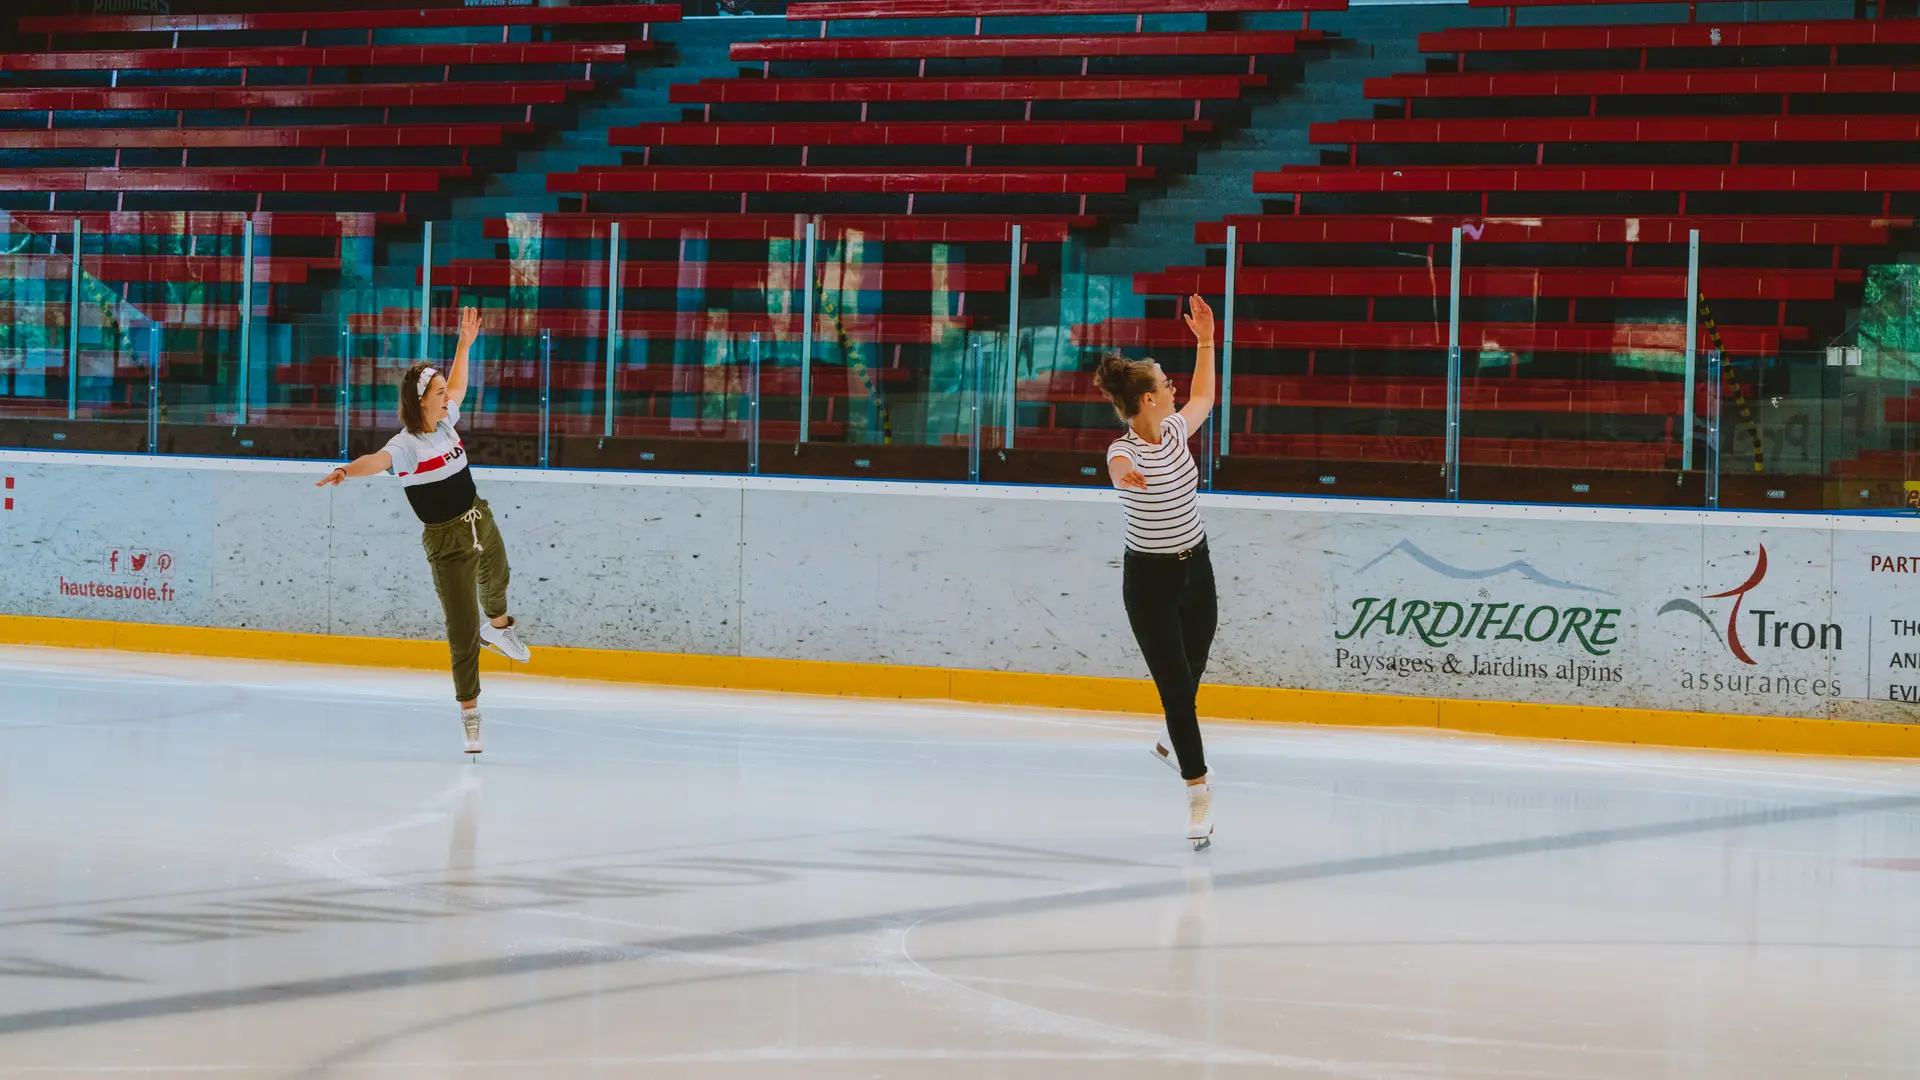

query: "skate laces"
xmin=462 ymin=710 xmax=482 ymax=741
xmin=1187 ymin=783 xmax=1212 ymax=827
xmin=458 ymin=506 xmax=484 ymax=551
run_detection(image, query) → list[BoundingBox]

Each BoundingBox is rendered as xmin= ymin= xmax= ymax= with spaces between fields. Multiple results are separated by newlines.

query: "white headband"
xmin=417 ymin=367 xmax=440 ymax=399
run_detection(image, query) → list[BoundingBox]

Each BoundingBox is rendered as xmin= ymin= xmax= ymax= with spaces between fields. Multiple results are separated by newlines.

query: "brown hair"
xmin=399 ymin=361 xmax=437 ymax=435
xmin=1094 ymin=352 xmax=1159 ymax=421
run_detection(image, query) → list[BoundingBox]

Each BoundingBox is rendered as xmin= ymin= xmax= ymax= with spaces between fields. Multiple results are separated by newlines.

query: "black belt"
xmin=1125 ymin=539 xmax=1207 ymax=562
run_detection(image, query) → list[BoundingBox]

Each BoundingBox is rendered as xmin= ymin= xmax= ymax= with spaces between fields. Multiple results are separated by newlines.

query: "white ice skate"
xmin=480 ymin=617 xmax=531 ymax=663
xmin=1186 ymin=779 xmax=1213 ymax=851
xmin=461 ymin=709 xmax=484 ymax=755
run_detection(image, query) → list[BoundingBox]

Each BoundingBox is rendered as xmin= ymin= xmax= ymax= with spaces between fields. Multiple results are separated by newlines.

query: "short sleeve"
xmin=1164 ymin=412 xmax=1189 ymax=442
xmin=1107 ymin=439 xmax=1139 ymax=466
xmin=383 ymin=432 xmax=418 ymax=477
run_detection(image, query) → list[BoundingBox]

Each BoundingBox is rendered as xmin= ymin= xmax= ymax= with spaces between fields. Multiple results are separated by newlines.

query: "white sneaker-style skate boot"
xmin=461 ymin=708 xmax=484 ymax=755
xmin=1186 ymin=778 xmax=1213 ymax=851
xmin=480 ymin=617 xmax=531 ymax=663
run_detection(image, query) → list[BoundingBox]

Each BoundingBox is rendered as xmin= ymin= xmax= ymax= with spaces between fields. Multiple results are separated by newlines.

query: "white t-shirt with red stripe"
xmin=384 ymin=402 xmax=478 ymax=524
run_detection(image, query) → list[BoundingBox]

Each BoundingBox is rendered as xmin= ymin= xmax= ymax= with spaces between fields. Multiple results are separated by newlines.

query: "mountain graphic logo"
xmin=1658 ymin=545 xmax=1767 ymax=664
xmin=1355 ymin=540 xmax=1605 ymax=594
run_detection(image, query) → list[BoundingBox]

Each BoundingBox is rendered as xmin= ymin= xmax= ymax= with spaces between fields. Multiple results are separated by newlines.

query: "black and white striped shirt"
xmin=1108 ymin=412 xmax=1205 ymax=554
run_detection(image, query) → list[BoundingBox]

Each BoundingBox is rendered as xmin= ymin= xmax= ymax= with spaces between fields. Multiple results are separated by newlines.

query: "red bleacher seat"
xmin=0 ymin=125 xmax=534 ymax=154
xmin=429 ymin=259 xmax=1032 ymax=291
xmin=1257 ymin=164 xmax=1920 ymax=196
xmin=1367 ymin=67 xmax=1920 ymax=101
xmin=1315 ymin=117 xmax=1920 ymax=148
xmin=1080 ymin=319 xmax=1798 ymax=354
xmin=0 ymin=167 xmax=459 ymax=194
xmin=18 ymin=6 xmax=682 ymax=36
xmin=344 ymin=309 xmax=974 ymax=344
xmin=4 ymin=211 xmax=396 ymax=238
xmin=1421 ymin=18 xmax=1920 ymax=53
xmin=46 ymin=254 xmax=333 ymax=284
xmin=1010 ymin=427 xmax=1674 ymax=469
xmin=1195 ymin=214 xmax=1908 ymax=246
xmin=670 ymin=74 xmax=1264 ymax=105
xmin=0 ymin=42 xmax=634 ymax=74
xmin=612 ymin=120 xmax=1206 ymax=149
xmin=0 ymin=82 xmax=589 ymax=114
xmin=787 ymin=0 xmax=1341 ymax=19
xmin=1021 ymin=372 xmax=1690 ymax=414
xmin=731 ymin=31 xmax=1317 ymax=61
xmin=1139 ymin=266 xmax=1860 ymax=301
xmin=483 ymin=213 xmax=1090 ymax=243
xmin=551 ymin=165 xmax=1143 ymax=196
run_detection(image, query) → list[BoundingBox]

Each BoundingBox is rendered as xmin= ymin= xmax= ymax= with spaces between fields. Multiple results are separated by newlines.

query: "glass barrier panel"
xmin=73 ymin=235 xmax=160 ymax=455
xmin=137 ymin=216 xmax=247 ymax=458
xmin=1714 ymin=347 xmax=1835 ymax=512
xmin=1453 ymin=228 xmax=1700 ymax=508
xmin=1199 ymin=217 xmax=1448 ymax=500
xmin=544 ymin=215 xmax=765 ymax=475
xmin=1808 ymin=265 xmax=1920 ymax=514
xmin=991 ymin=230 xmax=1157 ymax=489
xmin=762 ymin=216 xmax=976 ymax=481
xmin=0 ymin=214 xmax=83 ymax=451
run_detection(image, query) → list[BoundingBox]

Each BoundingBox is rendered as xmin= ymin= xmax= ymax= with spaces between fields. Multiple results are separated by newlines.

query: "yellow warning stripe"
xmin=1 ymin=614 xmax=1915 ymax=760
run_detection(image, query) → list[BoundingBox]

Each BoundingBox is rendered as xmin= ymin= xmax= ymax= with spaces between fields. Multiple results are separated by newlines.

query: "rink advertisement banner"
xmin=2 ymin=452 xmax=1919 ymax=724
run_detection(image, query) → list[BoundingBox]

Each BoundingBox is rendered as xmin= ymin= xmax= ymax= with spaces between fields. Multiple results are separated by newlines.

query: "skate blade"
xmin=1191 ymin=836 xmax=1211 ymax=852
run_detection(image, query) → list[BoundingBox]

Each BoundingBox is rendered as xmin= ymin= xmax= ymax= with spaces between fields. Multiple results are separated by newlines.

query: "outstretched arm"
xmin=446 ymin=305 xmax=480 ymax=406
xmin=1108 ymin=452 xmax=1147 ymax=492
xmin=316 ymin=450 xmax=393 ymax=487
xmin=1177 ymin=293 xmax=1216 ymax=431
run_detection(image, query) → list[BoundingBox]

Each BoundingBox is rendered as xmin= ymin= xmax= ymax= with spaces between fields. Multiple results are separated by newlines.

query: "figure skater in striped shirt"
xmin=1098 ymin=294 xmax=1217 ymax=849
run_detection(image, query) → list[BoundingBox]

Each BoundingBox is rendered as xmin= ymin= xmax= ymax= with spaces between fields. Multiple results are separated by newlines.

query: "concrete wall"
xmin=6 ymin=449 xmax=1920 ymax=723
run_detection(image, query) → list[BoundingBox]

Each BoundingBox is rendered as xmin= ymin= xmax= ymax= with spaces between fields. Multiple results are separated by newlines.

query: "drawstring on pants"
xmin=458 ymin=507 xmax=484 ymax=551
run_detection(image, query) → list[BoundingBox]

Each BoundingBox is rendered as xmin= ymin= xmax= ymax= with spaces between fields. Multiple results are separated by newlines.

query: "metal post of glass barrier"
xmin=238 ymin=216 xmax=254 ymax=426
xmin=1445 ymin=226 xmax=1463 ymax=500
xmin=146 ymin=323 xmax=160 ymax=455
xmin=1220 ymin=224 xmax=1237 ymax=461
xmin=338 ymin=326 xmax=350 ymax=461
xmin=603 ymin=220 xmax=621 ymax=438
xmin=969 ymin=335 xmax=983 ymax=482
xmin=1705 ymin=347 xmax=1722 ymax=509
xmin=539 ymin=328 xmax=552 ymax=470
xmin=799 ymin=219 xmax=816 ymax=444
xmin=419 ymin=220 xmax=433 ymax=363
xmin=1681 ymin=229 xmax=1701 ymax=473
xmin=1005 ymin=223 xmax=1022 ymax=452
xmin=66 ymin=218 xmax=80 ymax=420
xmin=748 ymin=331 xmax=763 ymax=475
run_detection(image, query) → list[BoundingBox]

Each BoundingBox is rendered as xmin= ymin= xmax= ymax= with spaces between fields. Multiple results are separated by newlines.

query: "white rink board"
xmin=5 ymin=451 xmax=1920 ymax=721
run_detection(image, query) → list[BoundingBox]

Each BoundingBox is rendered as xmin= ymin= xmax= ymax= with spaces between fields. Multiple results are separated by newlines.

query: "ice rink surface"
xmin=2 ymin=645 xmax=1920 ymax=1077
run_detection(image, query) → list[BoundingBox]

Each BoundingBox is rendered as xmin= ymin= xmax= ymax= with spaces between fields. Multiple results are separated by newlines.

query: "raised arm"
xmin=446 ymin=305 xmax=480 ymax=406
xmin=316 ymin=450 xmax=393 ymax=487
xmin=1177 ymin=293 xmax=1216 ymax=431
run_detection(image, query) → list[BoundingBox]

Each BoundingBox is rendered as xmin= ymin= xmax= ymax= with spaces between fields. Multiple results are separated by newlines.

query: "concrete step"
xmin=515 ymin=148 xmax=614 ymax=170
xmin=482 ymin=172 xmax=559 ymax=197
xmin=442 ymin=195 xmax=564 ymax=218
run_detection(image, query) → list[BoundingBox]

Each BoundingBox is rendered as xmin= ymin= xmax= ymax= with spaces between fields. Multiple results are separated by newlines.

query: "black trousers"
xmin=1122 ymin=541 xmax=1218 ymax=781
